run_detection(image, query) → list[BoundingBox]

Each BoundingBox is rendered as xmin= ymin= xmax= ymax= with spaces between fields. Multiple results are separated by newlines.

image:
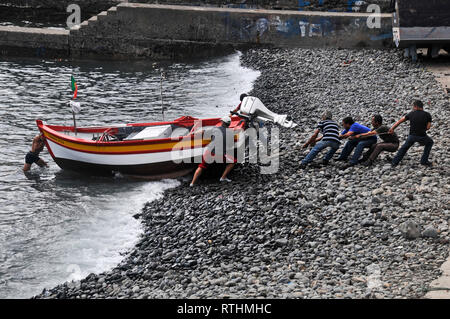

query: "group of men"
xmin=190 ymin=98 xmax=434 ymax=186
xmin=24 ymin=97 xmax=434 ymax=184
xmin=300 ymin=100 xmax=433 ymax=169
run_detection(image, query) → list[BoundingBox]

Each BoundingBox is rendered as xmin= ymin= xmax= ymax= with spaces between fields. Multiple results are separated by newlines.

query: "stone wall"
xmin=0 ymin=0 xmax=393 ymax=12
xmin=0 ymin=3 xmax=394 ymax=59
xmin=0 ymin=25 xmax=69 ymax=57
xmin=0 ymin=1 xmax=119 ymax=11
xmin=68 ymin=3 xmax=393 ymax=58
xmin=135 ymin=1 xmax=393 ymax=12
xmin=0 ymin=1 xmax=120 ymax=27
xmin=0 ymin=0 xmax=393 ymax=28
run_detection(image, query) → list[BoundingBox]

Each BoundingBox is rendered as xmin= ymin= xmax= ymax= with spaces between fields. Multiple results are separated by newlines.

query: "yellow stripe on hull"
xmin=42 ymin=130 xmax=211 ymax=154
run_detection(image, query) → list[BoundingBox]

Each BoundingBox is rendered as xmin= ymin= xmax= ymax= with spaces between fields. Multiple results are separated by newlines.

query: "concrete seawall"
xmin=0 ymin=26 xmax=69 ymax=57
xmin=0 ymin=3 xmax=393 ymax=59
xmin=1 ymin=0 xmax=392 ymax=12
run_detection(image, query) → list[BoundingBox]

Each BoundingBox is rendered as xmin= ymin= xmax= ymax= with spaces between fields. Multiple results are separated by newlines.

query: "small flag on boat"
xmin=71 ymin=75 xmax=78 ymax=99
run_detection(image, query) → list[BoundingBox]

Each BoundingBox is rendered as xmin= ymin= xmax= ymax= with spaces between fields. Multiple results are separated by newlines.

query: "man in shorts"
xmin=23 ymin=133 xmax=48 ymax=171
xmin=190 ymin=116 xmax=236 ymax=186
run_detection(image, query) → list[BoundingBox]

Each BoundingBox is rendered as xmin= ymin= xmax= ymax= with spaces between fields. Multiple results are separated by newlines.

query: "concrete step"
xmin=116 ymin=3 xmax=130 ymax=12
xmin=69 ymin=24 xmax=81 ymax=31
xmin=107 ymin=7 xmax=117 ymax=17
xmin=69 ymin=27 xmax=81 ymax=36
xmin=97 ymin=11 xmax=109 ymax=21
xmin=107 ymin=6 xmax=118 ymax=13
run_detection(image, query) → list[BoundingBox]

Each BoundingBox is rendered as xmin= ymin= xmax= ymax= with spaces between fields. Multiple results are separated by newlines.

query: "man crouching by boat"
xmin=190 ymin=116 xmax=237 ymax=187
xmin=23 ymin=133 xmax=47 ymax=172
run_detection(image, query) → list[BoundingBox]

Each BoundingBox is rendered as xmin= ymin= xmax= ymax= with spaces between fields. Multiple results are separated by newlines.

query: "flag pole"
xmin=70 ymin=75 xmax=79 ymax=135
xmin=72 ymin=109 xmax=77 ymax=136
xmin=160 ymin=69 xmax=164 ymax=121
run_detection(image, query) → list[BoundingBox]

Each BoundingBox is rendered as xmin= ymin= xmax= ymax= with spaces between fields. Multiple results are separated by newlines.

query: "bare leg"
xmin=190 ymin=167 xmax=204 ymax=186
xmin=221 ymin=163 xmax=235 ymax=180
xmin=23 ymin=163 xmax=31 ymax=172
xmin=37 ymin=159 xmax=47 ymax=168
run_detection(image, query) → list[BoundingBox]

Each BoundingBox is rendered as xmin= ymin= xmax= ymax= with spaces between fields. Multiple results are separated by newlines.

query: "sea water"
xmin=0 ymin=52 xmax=260 ymax=298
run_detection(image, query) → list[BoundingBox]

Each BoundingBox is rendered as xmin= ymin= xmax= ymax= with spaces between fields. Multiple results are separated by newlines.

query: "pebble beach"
xmin=36 ymin=48 xmax=449 ymax=299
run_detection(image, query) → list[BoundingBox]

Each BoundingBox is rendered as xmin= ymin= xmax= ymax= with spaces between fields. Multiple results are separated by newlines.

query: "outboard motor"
xmin=238 ymin=96 xmax=297 ymax=128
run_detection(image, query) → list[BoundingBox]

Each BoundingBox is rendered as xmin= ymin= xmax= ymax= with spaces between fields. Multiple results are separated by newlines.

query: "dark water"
xmin=0 ymin=53 xmax=259 ymax=298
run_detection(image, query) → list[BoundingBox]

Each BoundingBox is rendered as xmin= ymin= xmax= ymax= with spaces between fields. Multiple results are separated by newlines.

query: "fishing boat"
xmin=36 ymin=97 xmax=296 ymax=178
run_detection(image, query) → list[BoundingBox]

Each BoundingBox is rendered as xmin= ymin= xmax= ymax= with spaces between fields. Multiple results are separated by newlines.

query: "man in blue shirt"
xmin=337 ymin=117 xmax=377 ymax=167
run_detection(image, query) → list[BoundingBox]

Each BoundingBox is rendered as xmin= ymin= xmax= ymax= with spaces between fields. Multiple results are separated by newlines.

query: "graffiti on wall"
xmin=222 ymin=13 xmax=272 ymax=42
xmin=223 ymin=14 xmax=360 ymax=41
xmin=219 ymin=0 xmax=390 ymax=43
xmin=222 ymin=13 xmax=389 ymax=43
xmin=275 ymin=16 xmax=337 ymax=38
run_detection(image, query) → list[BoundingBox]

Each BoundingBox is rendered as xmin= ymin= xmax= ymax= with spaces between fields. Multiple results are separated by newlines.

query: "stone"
xmin=422 ymin=226 xmax=439 ymax=238
xmin=399 ymin=221 xmax=421 ymax=240
xmin=335 ymin=194 xmax=346 ymax=203
xmin=372 ymin=188 xmax=384 ymax=196
xmin=275 ymin=238 xmax=288 ymax=247
xmin=361 ymin=219 xmax=375 ymax=227
xmin=250 ymin=267 xmax=260 ymax=273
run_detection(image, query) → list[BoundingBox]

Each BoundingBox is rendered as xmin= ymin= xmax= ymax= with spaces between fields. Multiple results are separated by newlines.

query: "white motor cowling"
xmin=239 ymin=96 xmax=297 ymax=128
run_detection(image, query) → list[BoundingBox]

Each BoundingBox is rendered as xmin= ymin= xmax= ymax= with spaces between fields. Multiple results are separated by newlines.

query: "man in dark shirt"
xmin=389 ymin=100 xmax=433 ymax=167
xmin=355 ymin=115 xmax=399 ymax=166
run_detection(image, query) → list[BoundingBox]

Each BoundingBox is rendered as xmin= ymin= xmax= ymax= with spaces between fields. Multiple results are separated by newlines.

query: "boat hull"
xmin=53 ymin=157 xmax=197 ymax=178
xmin=45 ymin=135 xmax=206 ymax=177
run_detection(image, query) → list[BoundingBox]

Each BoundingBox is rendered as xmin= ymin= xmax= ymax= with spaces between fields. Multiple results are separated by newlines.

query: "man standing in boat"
xmin=190 ymin=116 xmax=237 ymax=186
xmin=23 ymin=133 xmax=47 ymax=171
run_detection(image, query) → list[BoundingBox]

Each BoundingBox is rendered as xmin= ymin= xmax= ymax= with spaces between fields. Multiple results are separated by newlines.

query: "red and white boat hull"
xmin=36 ymin=116 xmax=245 ymax=178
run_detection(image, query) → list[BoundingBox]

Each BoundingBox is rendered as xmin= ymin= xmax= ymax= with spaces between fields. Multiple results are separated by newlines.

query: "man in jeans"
xmin=300 ymin=111 xmax=340 ymax=168
xmin=390 ymin=100 xmax=433 ymax=167
xmin=355 ymin=114 xmax=400 ymax=166
xmin=337 ymin=117 xmax=377 ymax=168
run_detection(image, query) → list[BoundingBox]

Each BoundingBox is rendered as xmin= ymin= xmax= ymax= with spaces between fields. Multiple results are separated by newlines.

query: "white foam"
xmin=58 ymin=179 xmax=180 ymax=283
